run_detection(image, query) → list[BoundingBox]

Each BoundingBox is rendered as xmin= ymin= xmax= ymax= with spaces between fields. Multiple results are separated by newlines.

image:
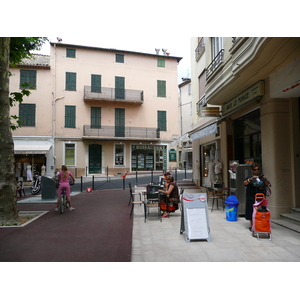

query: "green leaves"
xmin=9 ymin=89 xmax=31 ymax=130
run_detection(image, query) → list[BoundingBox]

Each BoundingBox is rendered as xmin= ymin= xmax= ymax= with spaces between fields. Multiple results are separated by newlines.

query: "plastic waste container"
xmin=225 ymin=195 xmax=239 ymax=222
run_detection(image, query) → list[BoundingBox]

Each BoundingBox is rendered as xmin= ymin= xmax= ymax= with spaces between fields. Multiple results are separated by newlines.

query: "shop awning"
xmin=189 ymin=122 xmax=218 ymax=142
xmin=14 ymin=140 xmax=52 ymax=154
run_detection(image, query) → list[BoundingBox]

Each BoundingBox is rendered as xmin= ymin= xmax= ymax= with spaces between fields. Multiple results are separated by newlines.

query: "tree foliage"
xmin=9 ymin=37 xmax=48 ymax=130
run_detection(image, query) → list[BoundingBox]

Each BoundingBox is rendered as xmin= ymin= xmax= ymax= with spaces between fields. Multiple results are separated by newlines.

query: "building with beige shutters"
xmin=9 ymin=42 xmax=182 ymax=178
xmin=190 ymin=37 xmax=300 ymax=219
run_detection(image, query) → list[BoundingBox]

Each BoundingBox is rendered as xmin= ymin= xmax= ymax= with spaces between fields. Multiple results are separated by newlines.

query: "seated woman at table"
xmin=159 ymin=175 xmax=179 ymax=218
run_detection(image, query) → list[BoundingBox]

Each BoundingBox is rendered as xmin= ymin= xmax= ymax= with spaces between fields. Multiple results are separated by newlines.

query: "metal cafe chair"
xmin=206 ymin=186 xmax=221 ymax=212
xmin=144 ymin=184 xmax=161 ymax=222
xmin=129 ymin=183 xmax=142 ymax=219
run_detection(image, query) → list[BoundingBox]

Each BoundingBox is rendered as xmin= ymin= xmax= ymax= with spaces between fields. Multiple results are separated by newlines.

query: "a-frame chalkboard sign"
xmin=180 ymin=190 xmax=211 ymax=242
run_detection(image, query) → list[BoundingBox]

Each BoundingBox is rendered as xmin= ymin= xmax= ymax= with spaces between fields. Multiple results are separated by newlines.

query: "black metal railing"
xmin=84 ymin=86 xmax=144 ymax=103
xmin=206 ymin=49 xmax=224 ymax=79
xmin=83 ymin=125 xmax=160 ymax=139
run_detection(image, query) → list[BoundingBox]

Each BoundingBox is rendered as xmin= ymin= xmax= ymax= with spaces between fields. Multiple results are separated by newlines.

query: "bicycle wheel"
xmin=60 ymin=194 xmax=65 ymax=214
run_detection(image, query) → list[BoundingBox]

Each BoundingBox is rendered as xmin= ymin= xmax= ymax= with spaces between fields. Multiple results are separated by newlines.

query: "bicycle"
xmin=59 ymin=187 xmax=70 ymax=214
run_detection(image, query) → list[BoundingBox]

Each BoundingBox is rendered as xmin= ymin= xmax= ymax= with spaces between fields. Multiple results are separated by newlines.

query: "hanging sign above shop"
xmin=201 ymin=106 xmax=220 ymax=117
xmin=222 ymin=81 xmax=264 ymax=115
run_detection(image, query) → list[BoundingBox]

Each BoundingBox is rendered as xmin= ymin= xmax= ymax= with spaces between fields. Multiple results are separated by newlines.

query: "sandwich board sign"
xmin=180 ymin=191 xmax=211 ymax=242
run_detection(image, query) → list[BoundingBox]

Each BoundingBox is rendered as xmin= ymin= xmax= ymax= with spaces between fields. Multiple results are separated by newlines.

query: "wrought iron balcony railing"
xmin=83 ymin=125 xmax=160 ymax=140
xmin=84 ymin=86 xmax=144 ymax=104
xmin=206 ymin=49 xmax=224 ymax=79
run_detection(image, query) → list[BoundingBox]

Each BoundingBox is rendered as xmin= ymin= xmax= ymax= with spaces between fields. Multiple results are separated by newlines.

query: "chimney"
xmin=155 ymin=48 xmax=160 ymax=55
xmin=162 ymin=48 xmax=167 ymax=55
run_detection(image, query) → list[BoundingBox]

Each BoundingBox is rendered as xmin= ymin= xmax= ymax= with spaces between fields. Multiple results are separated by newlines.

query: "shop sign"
xmin=169 ymin=148 xmax=177 ymax=162
xmin=132 ymin=145 xmax=166 ymax=150
xmin=201 ymin=107 xmax=220 ymax=117
xmin=222 ymin=81 xmax=264 ymax=115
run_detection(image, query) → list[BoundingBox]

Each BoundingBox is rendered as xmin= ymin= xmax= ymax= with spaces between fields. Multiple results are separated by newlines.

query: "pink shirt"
xmin=59 ymin=171 xmax=72 ymax=184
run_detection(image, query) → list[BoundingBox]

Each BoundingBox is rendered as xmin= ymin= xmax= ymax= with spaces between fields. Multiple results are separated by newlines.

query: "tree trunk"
xmin=0 ymin=37 xmax=18 ymax=225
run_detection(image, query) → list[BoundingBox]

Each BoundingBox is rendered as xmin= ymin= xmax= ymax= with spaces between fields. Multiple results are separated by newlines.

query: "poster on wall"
xmin=169 ymin=148 xmax=177 ymax=162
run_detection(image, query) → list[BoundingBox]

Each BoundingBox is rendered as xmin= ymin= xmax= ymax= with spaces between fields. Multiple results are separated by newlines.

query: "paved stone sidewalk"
xmin=131 ymin=188 xmax=300 ymax=262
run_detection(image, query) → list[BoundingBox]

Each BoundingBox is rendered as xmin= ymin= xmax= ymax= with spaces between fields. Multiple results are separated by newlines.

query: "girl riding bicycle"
xmin=55 ymin=165 xmax=75 ymax=212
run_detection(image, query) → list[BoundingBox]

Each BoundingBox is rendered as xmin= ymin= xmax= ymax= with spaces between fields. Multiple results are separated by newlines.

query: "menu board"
xmin=186 ymin=208 xmax=209 ymax=239
xmin=181 ymin=191 xmax=211 ymax=242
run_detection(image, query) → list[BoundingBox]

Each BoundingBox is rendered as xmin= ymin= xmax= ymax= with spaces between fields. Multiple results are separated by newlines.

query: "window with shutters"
xmin=65 ymin=105 xmax=76 ymax=128
xmin=157 ymin=110 xmax=166 ymax=131
xmin=115 ymin=76 xmax=125 ymax=99
xmin=20 ymin=69 xmax=36 ymax=89
xmin=19 ymin=103 xmax=36 ymax=126
xmin=65 ymin=72 xmax=76 ymax=91
xmin=91 ymin=107 xmax=101 ymax=128
xmin=91 ymin=74 xmax=101 ymax=93
xmin=116 ymin=54 xmax=124 ymax=63
xmin=157 ymin=59 xmax=165 ymax=67
xmin=66 ymin=48 xmax=76 ymax=58
xmin=157 ymin=80 xmax=166 ymax=97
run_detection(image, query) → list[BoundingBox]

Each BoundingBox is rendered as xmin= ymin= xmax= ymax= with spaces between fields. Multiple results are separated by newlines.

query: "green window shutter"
xmin=115 ymin=108 xmax=125 ymax=137
xmin=65 ymin=105 xmax=76 ymax=128
xmin=91 ymin=107 xmax=101 ymax=128
xmin=66 ymin=72 xmax=76 ymax=91
xmin=19 ymin=103 xmax=36 ymax=126
xmin=115 ymin=76 xmax=125 ymax=99
xmin=66 ymin=48 xmax=76 ymax=58
xmin=116 ymin=54 xmax=124 ymax=63
xmin=20 ymin=69 xmax=36 ymax=89
xmin=157 ymin=80 xmax=166 ymax=97
xmin=91 ymin=74 xmax=102 ymax=93
xmin=157 ymin=110 xmax=167 ymax=131
xmin=157 ymin=59 xmax=165 ymax=67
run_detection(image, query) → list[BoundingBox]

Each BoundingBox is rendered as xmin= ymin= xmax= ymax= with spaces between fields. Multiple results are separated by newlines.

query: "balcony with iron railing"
xmin=83 ymin=125 xmax=160 ymax=140
xmin=206 ymin=49 xmax=225 ymax=79
xmin=84 ymin=86 xmax=144 ymax=104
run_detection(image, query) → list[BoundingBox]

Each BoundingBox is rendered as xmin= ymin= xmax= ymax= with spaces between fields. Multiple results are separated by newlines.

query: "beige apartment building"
xmin=190 ymin=37 xmax=300 ymax=219
xmin=9 ymin=42 xmax=182 ymax=178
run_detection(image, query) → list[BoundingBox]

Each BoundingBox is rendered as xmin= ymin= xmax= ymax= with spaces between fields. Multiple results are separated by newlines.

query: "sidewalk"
xmin=131 ymin=186 xmax=300 ymax=262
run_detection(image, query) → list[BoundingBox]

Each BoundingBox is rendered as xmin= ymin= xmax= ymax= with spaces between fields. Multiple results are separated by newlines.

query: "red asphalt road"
xmin=0 ymin=189 xmax=133 ymax=262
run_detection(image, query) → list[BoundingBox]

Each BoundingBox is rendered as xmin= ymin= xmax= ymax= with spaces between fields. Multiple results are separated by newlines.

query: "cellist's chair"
xmin=128 ymin=183 xmax=142 ymax=219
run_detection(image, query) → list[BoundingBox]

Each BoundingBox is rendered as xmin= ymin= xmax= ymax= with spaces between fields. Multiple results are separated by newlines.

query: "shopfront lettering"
xmin=222 ymin=81 xmax=264 ymax=115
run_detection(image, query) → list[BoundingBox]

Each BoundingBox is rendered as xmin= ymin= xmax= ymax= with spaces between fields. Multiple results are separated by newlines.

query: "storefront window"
xmin=234 ymin=109 xmax=261 ymax=164
xmin=202 ymin=143 xmax=216 ymax=178
xmin=131 ymin=145 xmax=166 ymax=171
xmin=115 ymin=144 xmax=124 ymax=166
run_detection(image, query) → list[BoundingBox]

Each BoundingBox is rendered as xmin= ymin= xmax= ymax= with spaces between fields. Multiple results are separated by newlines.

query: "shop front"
xmin=131 ymin=144 xmax=167 ymax=171
xmin=13 ymin=139 xmax=54 ymax=180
